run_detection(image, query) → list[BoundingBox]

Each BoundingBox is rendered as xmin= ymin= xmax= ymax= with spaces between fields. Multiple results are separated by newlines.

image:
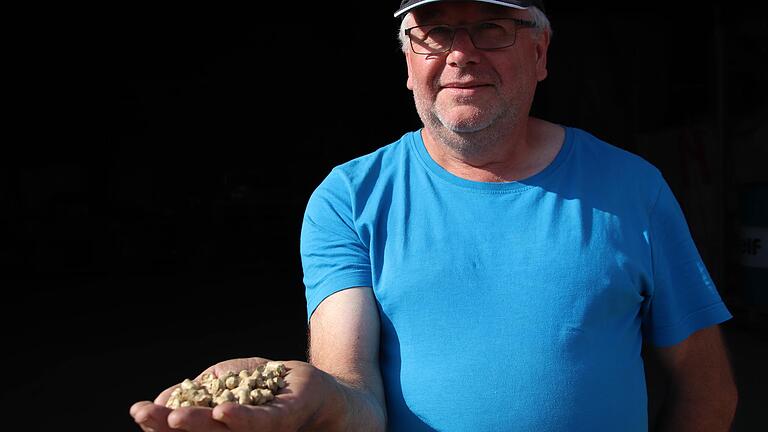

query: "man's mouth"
xmin=439 ymin=83 xmax=493 ymax=97
xmin=441 ymin=82 xmax=491 ymax=89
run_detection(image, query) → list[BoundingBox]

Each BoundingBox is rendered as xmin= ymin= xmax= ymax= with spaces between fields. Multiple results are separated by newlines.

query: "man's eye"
xmin=426 ymin=26 xmax=452 ymax=38
xmin=476 ymin=22 xmax=504 ymax=31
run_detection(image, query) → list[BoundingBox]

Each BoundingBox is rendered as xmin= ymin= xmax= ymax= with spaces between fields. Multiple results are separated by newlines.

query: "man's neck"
xmin=421 ymin=117 xmax=564 ymax=183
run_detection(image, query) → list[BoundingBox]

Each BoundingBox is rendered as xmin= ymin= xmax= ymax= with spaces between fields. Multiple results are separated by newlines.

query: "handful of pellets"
xmin=166 ymin=361 xmax=287 ymax=409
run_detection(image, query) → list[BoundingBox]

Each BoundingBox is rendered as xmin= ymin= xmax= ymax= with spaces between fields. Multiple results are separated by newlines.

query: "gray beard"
xmin=414 ymin=94 xmax=521 ymax=159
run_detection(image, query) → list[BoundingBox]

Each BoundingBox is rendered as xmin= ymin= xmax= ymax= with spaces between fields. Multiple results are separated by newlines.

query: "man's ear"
xmin=405 ymin=53 xmax=415 ymax=90
xmin=534 ymin=30 xmax=550 ymax=82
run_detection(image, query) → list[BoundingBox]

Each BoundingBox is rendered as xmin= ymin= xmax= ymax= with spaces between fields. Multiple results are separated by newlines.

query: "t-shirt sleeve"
xmin=300 ymin=169 xmax=372 ymax=322
xmin=642 ymin=178 xmax=732 ymax=347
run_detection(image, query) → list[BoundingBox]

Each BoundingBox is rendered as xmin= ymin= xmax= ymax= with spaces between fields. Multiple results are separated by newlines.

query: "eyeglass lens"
xmin=408 ymin=19 xmax=527 ymax=54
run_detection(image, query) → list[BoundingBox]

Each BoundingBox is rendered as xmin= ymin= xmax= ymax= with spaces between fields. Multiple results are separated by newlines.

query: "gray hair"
xmin=397 ymin=6 xmax=552 ymax=53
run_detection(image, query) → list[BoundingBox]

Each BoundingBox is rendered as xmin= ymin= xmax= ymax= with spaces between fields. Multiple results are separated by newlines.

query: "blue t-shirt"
xmin=301 ymin=127 xmax=731 ymax=431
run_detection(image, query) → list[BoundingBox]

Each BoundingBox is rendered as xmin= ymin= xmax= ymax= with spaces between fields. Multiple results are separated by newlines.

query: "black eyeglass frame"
xmin=404 ymin=18 xmax=538 ymax=55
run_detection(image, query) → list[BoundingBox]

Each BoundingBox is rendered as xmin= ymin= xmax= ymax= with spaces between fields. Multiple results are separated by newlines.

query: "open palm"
xmin=130 ymin=357 xmax=342 ymax=432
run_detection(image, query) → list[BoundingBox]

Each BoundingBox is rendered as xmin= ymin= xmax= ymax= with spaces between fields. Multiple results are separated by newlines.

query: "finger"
xmin=154 ymin=384 xmax=181 ymax=405
xmin=212 ymin=402 xmax=291 ymax=431
xmin=130 ymin=401 xmax=152 ymax=418
xmin=213 ymin=403 xmax=265 ymax=430
xmin=167 ymin=407 xmax=231 ymax=432
xmin=131 ymin=401 xmax=177 ymax=432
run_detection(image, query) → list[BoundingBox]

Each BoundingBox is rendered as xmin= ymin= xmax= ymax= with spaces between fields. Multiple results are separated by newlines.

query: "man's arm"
xmin=309 ymin=286 xmax=387 ymax=432
xmin=651 ymin=324 xmax=738 ymax=432
xmin=129 ymin=287 xmax=385 ymax=432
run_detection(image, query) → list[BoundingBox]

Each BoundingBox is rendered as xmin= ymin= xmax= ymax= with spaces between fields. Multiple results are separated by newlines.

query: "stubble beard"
xmin=413 ymin=89 xmax=520 ymax=159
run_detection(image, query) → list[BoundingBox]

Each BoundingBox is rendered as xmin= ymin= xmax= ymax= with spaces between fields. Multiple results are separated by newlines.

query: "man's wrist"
xmin=311 ymin=371 xmax=385 ymax=432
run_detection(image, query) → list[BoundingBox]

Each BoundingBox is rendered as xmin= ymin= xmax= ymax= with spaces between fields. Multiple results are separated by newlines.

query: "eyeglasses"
xmin=404 ymin=18 xmax=537 ymax=55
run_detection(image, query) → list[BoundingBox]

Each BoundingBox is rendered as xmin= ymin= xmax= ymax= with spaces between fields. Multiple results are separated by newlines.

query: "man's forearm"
xmin=650 ymin=326 xmax=738 ymax=432
xmin=654 ymin=388 xmax=737 ymax=432
xmin=307 ymin=288 xmax=386 ymax=431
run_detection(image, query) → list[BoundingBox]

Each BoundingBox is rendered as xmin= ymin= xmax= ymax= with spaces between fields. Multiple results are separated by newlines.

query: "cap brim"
xmin=394 ymin=0 xmax=529 ymax=18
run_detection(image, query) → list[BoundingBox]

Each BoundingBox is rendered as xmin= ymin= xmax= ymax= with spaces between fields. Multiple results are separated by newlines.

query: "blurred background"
xmin=2 ymin=1 xmax=766 ymax=430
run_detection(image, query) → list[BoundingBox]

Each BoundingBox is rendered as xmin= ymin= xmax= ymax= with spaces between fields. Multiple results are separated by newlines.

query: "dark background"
xmin=3 ymin=1 xmax=766 ymax=430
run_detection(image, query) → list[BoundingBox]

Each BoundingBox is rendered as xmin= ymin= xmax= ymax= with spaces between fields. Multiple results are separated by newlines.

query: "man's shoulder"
xmin=562 ymin=126 xmax=667 ymax=210
xmin=307 ymin=131 xmax=419 ymax=203
xmin=569 ymin=127 xmax=662 ymax=179
xmin=330 ymin=131 xmax=417 ymax=182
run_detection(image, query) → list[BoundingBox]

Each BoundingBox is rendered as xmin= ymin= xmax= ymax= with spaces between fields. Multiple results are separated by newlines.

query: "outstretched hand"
xmin=130 ymin=357 xmax=344 ymax=432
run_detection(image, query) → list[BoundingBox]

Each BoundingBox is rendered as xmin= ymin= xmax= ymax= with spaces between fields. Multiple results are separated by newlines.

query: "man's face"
xmin=404 ymin=2 xmax=549 ymax=134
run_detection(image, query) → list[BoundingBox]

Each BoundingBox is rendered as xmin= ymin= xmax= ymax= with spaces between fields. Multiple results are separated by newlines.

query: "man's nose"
xmin=450 ymin=28 xmax=477 ymax=51
xmin=446 ymin=29 xmax=480 ymax=66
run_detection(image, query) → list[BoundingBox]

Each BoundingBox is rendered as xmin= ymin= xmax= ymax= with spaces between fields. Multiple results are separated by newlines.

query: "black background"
xmin=3 ymin=1 xmax=767 ymax=430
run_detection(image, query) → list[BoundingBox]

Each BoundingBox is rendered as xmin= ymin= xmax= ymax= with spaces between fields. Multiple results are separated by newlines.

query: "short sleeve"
xmin=642 ymin=179 xmax=732 ymax=347
xmin=300 ymin=169 xmax=372 ymax=321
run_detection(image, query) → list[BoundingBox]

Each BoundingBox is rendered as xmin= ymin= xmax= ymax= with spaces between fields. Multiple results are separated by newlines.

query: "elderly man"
xmin=131 ymin=1 xmax=737 ymax=431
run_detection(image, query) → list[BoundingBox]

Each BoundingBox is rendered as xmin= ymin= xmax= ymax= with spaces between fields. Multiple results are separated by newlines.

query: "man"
xmin=131 ymin=1 xmax=738 ymax=430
